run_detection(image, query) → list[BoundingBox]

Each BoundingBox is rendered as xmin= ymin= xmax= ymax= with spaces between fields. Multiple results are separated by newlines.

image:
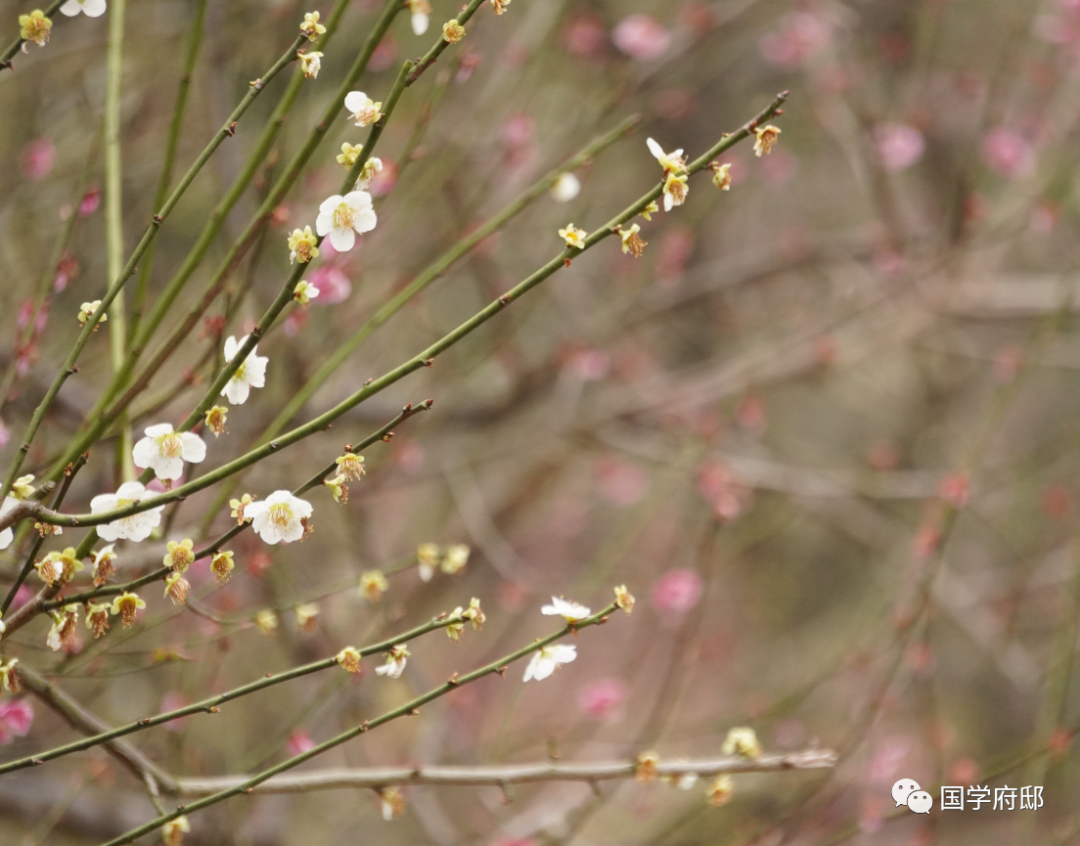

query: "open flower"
xmin=375 ymin=644 xmax=409 ymax=678
xmin=335 ymin=453 xmax=366 ymax=480
xmin=230 ymin=494 xmax=255 ymax=523
xmin=287 ymin=226 xmax=319 ymax=264
xmin=295 ymin=603 xmax=319 ymax=632
xmin=379 ymin=786 xmax=407 ymax=820
xmin=211 ymin=550 xmax=235 ymax=584
xmin=722 ymin=726 xmax=762 ymax=759
xmin=86 ymin=602 xmax=110 ymax=638
xmin=336 ymin=646 xmax=362 ymax=673
xmin=355 ymin=156 xmax=383 ymax=191
xmin=0 ymin=659 xmax=19 ymax=693
xmin=707 ymin=774 xmax=734 ymax=806
xmin=417 ymin=542 xmax=440 ymax=581
xmin=662 ymin=171 xmax=688 ymax=211
xmin=35 ymin=547 xmax=82 ymax=586
xmin=640 ymin=200 xmax=660 ymax=221
xmin=709 ymin=162 xmax=732 ymax=190
xmin=491 ymin=0 xmax=510 ymax=14
xmin=442 ymin=18 xmax=466 ymax=42
xmin=315 ymin=191 xmax=376 ymax=252
xmin=205 ymin=406 xmax=228 ymax=437
xmin=255 ymin=609 xmax=278 ymax=636
xmin=407 ymin=0 xmax=430 ymax=34
xmin=162 ymin=816 xmax=190 ymax=846
xmin=92 ymin=544 xmax=117 ymax=586
xmin=559 ymin=223 xmax=587 ymax=249
xmin=614 ymin=584 xmax=635 ymax=614
xmin=111 ymin=592 xmax=146 ymax=627
xmin=323 ymin=474 xmax=348 ymax=503
xmin=46 ymin=606 xmax=78 ymax=651
xmin=646 ymin=137 xmax=687 ymax=174
xmin=244 ymin=490 xmax=313 ymax=545
xmin=19 ymin=10 xmax=52 ymax=46
xmin=164 ymin=538 xmax=195 ymax=572
xmin=78 ymin=300 xmax=106 ymax=327
xmin=133 ymin=424 xmax=206 ymax=482
xmin=60 ymin=0 xmax=106 ymax=16
xmin=753 ymin=125 xmax=781 ymax=157
xmin=298 ymin=51 xmax=322 ymax=79
xmin=360 ymin=569 xmax=389 ymax=602
xmin=523 ymin=643 xmax=577 ymax=681
xmin=293 ymin=280 xmax=319 ymax=306
xmin=164 ymin=572 xmax=190 ymax=605
xmin=541 ymin=596 xmax=591 ymax=623
xmin=300 ymin=10 xmax=325 ymax=40
xmin=441 ymin=544 xmax=469 ymax=574
xmin=344 ymin=91 xmax=383 ymax=127
xmin=618 ymin=223 xmax=646 ymax=257
xmin=91 ymin=481 xmax=164 ymax=543
xmin=11 ymin=475 xmax=35 ymax=500
xmin=221 ymin=335 xmax=268 ymax=405
xmin=336 ymin=142 xmax=362 ymax=167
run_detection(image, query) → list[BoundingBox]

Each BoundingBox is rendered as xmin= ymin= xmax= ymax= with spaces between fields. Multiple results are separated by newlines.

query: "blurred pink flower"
xmin=866 ymin=736 xmax=909 ymax=783
xmin=873 ymin=124 xmax=925 ymax=172
xmin=656 ymin=225 xmax=695 ymax=287
xmin=595 ymin=457 xmax=649 ymax=506
xmin=53 ymin=255 xmax=78 ymax=292
xmin=578 ymin=678 xmax=627 ymax=720
xmin=1030 ymin=203 xmax=1058 ymax=234
xmin=650 ymin=569 xmax=703 ymax=615
xmin=982 ymin=127 xmax=1035 ymax=178
xmin=395 ymin=439 xmax=425 ymax=473
xmin=368 ymin=157 xmax=398 ymax=197
xmin=0 ymin=700 xmax=33 ymax=744
xmin=308 ymin=266 xmax=352 ymax=303
xmin=759 ymin=146 xmax=798 ymax=183
xmin=697 ymin=459 xmax=751 ymax=521
xmin=938 ymin=473 xmax=969 ymax=509
xmin=78 ymin=184 xmax=101 ymax=217
xmin=565 ymin=348 xmax=610 ymax=382
xmin=735 ymin=395 xmax=767 ymax=436
xmin=612 ymin=14 xmax=670 ymax=61
xmin=369 ymin=34 xmax=398 ymax=71
xmin=758 ymin=11 xmax=830 ymax=70
xmin=561 ymin=13 xmax=607 ymax=58
xmin=501 ymin=113 xmax=535 ymax=149
xmin=287 ymin=730 xmax=316 ymax=756
xmin=284 ymin=309 xmax=308 ymax=337
xmin=22 ymin=137 xmax=55 ymax=181
xmin=160 ymin=691 xmax=189 ymax=732
xmin=457 ymin=48 xmax=483 ymax=82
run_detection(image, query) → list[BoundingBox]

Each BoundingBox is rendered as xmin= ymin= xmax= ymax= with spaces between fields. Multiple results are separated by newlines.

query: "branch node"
xmin=496 ymin=666 xmax=507 ymax=678
xmin=422 ymin=358 xmax=434 ymax=367
xmin=227 ymin=122 xmax=238 ymax=136
xmin=564 ymin=258 xmax=572 ymax=268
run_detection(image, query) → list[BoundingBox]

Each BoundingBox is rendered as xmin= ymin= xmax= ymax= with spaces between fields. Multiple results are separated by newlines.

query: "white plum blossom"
xmin=646 ymin=137 xmax=687 ymax=174
xmin=221 ymin=335 xmax=268 ymax=405
xmin=244 ymin=490 xmax=313 ymax=545
xmin=523 ymin=643 xmax=577 ymax=681
xmin=541 ymin=596 xmax=591 ymax=623
xmin=407 ymin=0 xmax=430 ymax=34
xmin=132 ymin=424 xmax=206 ymax=482
xmin=375 ymin=644 xmax=409 ymax=678
xmin=0 ymin=497 xmax=21 ymax=551
xmin=60 ymin=0 xmax=106 ymax=17
xmin=551 ymin=172 xmax=581 ymax=202
xmin=91 ymin=482 xmax=164 ymax=543
xmin=315 ymin=191 xmax=376 ymax=252
xmin=344 ymin=91 xmax=383 ymax=127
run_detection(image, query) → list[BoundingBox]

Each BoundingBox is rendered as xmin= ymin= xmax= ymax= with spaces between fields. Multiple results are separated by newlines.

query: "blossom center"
xmin=156 ymin=432 xmax=184 ymax=459
xmin=268 ymin=503 xmax=294 ymax=528
xmin=333 ymin=203 xmax=355 ymax=231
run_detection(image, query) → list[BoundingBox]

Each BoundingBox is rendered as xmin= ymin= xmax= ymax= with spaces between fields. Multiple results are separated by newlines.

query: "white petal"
xmin=343 ymin=92 xmax=367 ymax=114
xmin=243 ymin=357 xmax=267 ymax=388
xmin=96 ymin=523 xmax=120 ymax=543
xmin=412 ymin=11 xmax=428 ymax=34
xmin=59 ymin=0 xmax=83 ymax=15
xmin=0 ymin=527 xmax=12 ymax=550
xmin=90 ymin=493 xmax=119 ymax=514
xmin=132 ymin=437 xmax=158 ymax=470
xmin=664 ymin=192 xmax=674 ymax=212
xmin=315 ymin=211 xmax=333 ymax=237
xmin=115 ymin=482 xmax=147 ymax=500
xmin=291 ymin=498 xmax=313 ymax=519
xmin=122 ymin=518 xmax=153 ymax=543
xmin=548 ymin=644 xmax=577 ymax=664
xmin=280 ymin=520 xmax=304 ymax=543
xmin=224 ymin=378 xmax=250 ymax=405
xmin=154 ymin=456 xmax=184 ymax=482
xmin=319 ymin=194 xmax=344 ymax=214
xmin=646 ymin=137 xmax=664 ymax=160
xmin=144 ymin=423 xmax=173 ymax=438
xmin=224 ymin=336 xmax=239 ymax=361
xmin=82 ymin=0 xmax=107 ymax=16
xmin=343 ymin=190 xmax=373 ymax=211
xmin=353 ymin=207 xmax=377 ymax=235
xmin=180 ymin=432 xmax=206 ymax=464
xmin=328 ymin=227 xmax=355 ymax=252
xmin=375 ymin=663 xmax=394 ymax=676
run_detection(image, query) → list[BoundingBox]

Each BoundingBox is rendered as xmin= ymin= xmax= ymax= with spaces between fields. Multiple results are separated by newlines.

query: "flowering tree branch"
xmin=0 ymin=0 xmax=64 ymax=71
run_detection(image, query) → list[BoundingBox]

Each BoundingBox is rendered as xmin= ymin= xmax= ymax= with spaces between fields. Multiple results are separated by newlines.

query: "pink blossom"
xmin=368 ymin=157 xmax=398 ymax=197
xmin=457 ymin=49 xmax=483 ymax=82
xmin=79 ymin=184 xmax=101 ymax=217
xmin=873 ymin=124 xmax=925 ymax=172
xmin=284 ymin=309 xmax=308 ymax=337
xmin=697 ymin=460 xmax=751 ymax=521
xmin=369 ymin=35 xmax=398 ymax=72
xmin=22 ymin=137 xmax=55 ymax=181
xmin=565 ymin=348 xmax=610 ymax=382
xmin=758 ymin=11 xmax=830 ymax=70
xmin=938 ymin=473 xmax=970 ymax=509
xmin=650 ymin=569 xmax=703 ymax=615
xmin=395 ymin=439 xmax=425 ymax=473
xmin=578 ymin=678 xmax=627 ymax=720
xmin=0 ymin=700 xmax=33 ymax=744
xmin=287 ymin=730 xmax=316 ymax=756
xmin=501 ymin=113 xmax=535 ymax=149
xmin=612 ymin=14 xmax=671 ymax=61
xmin=308 ymin=266 xmax=352 ymax=303
xmin=17 ymin=300 xmax=35 ymax=332
xmin=561 ymin=13 xmax=607 ymax=58
xmin=866 ymin=737 xmax=909 ymax=783
xmin=656 ymin=226 xmax=695 ymax=287
xmin=982 ymin=127 xmax=1035 ymax=179
xmin=735 ymin=395 xmax=767 ymax=435
xmin=595 ymin=457 xmax=649 ymax=506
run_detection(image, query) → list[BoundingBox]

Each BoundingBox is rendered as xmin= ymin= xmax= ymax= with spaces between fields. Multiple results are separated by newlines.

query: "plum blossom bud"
xmin=490 ymin=0 xmax=510 ymax=15
xmin=722 ymin=726 xmax=762 ymax=759
xmin=162 ymin=816 xmax=191 ymax=846
xmin=164 ymin=539 xmax=195 ymax=572
xmin=635 ymin=751 xmax=661 ymax=783
xmin=86 ymin=602 xmax=110 ymax=638
xmin=375 ymin=644 xmax=409 ymax=678
xmin=19 ymin=10 xmax=52 ymax=47
xmin=205 ymin=406 xmax=228 ymax=438
xmin=288 ymin=226 xmax=319 ymax=264
xmin=417 ymin=542 xmax=440 ymax=581
xmin=164 ymin=573 xmax=190 ymax=606
xmin=323 ymin=474 xmax=348 ymax=503
xmin=211 ymin=550 xmax=235 ymax=584
xmin=462 ymin=597 xmax=485 ymax=630
xmin=230 ymin=494 xmax=256 ymax=523
xmin=0 ymin=659 xmax=20 ymax=693
xmin=753 ymin=125 xmax=781 ymax=157
xmin=111 ymin=592 xmax=146 ymax=628
xmin=336 ymin=142 xmax=363 ymax=167
xmin=640 ymin=200 xmax=660 ymax=221
xmin=614 ymin=584 xmax=635 ymax=614
xmin=293 ymin=280 xmax=320 ymax=306
xmin=335 ymin=452 xmax=366 ymax=480
xmin=446 ymin=618 xmax=465 ymax=642
xmin=442 ymin=19 xmax=466 ymax=43
xmin=709 ymin=161 xmax=732 ymax=190
xmin=78 ymin=301 xmax=107 ymax=328
xmin=255 ymin=609 xmax=278 ymax=636
xmin=360 ymin=570 xmax=389 ymax=603
xmin=92 ymin=544 xmax=117 ymax=586
xmin=298 ymin=51 xmax=323 ymax=79
xmin=441 ymin=544 xmax=469 ymax=574
xmin=559 ymin=223 xmax=587 ymax=249
xmin=407 ymin=0 xmax=430 ymax=34
xmin=706 ymin=774 xmax=734 ymax=806
xmin=379 ymin=786 xmax=406 ymax=820
xmin=295 ymin=603 xmax=319 ymax=632
xmin=336 ymin=646 xmax=362 ymax=673
xmin=550 ymin=172 xmax=580 ymax=202
xmin=299 ymin=11 xmax=325 ymax=40
xmin=618 ymin=223 xmax=646 ymax=258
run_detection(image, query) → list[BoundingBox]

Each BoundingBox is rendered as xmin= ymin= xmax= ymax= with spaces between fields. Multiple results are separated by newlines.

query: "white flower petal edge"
xmin=411 ymin=11 xmax=428 ymax=34
xmin=540 ymin=596 xmax=591 ymax=622
xmin=0 ymin=498 xmax=20 ymax=550
xmin=221 ymin=335 xmax=269 ymax=406
xmin=244 ymin=490 xmax=313 ymax=545
xmin=61 ymin=0 xmax=107 ymax=16
xmin=131 ymin=424 xmax=207 ymax=482
xmin=90 ymin=481 xmax=164 ymax=543
xmin=523 ymin=644 xmax=577 ymax=682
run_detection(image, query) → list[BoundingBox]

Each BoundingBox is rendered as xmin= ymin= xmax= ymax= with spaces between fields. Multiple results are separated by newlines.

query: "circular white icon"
xmin=907 ymin=790 xmax=933 ymax=814
xmin=891 ymin=778 xmax=920 ymax=807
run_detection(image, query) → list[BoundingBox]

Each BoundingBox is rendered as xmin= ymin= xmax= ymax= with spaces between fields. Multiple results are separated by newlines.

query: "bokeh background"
xmin=2 ymin=0 xmax=1080 ymax=843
